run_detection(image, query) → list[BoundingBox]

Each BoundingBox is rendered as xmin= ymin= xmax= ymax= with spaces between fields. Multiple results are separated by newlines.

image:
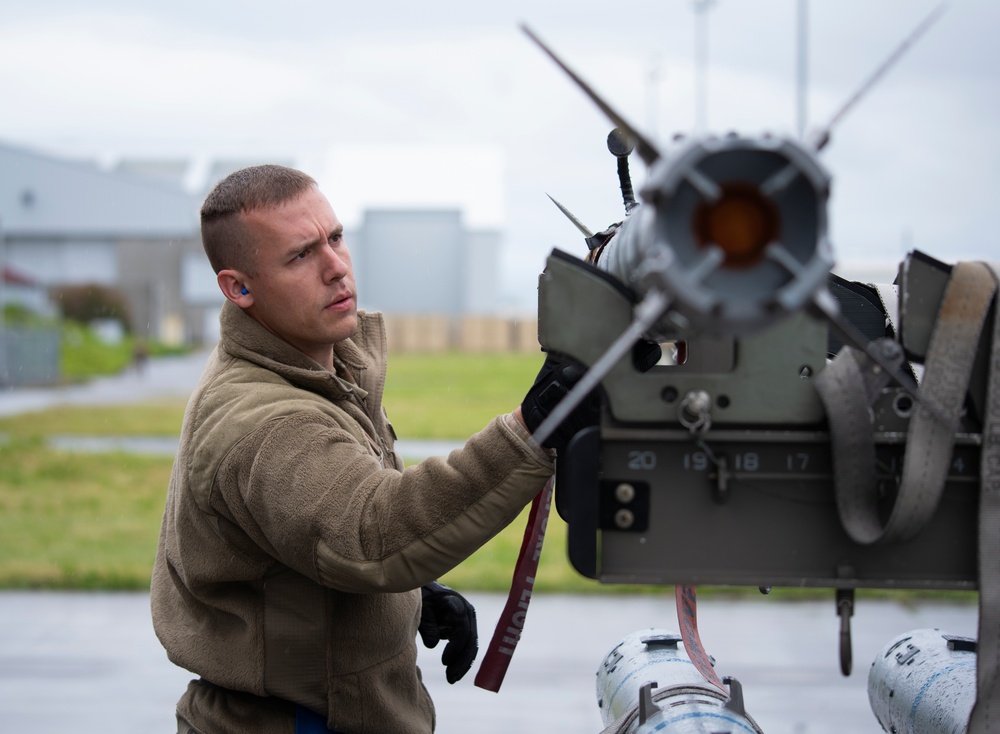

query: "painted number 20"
xmin=627 ymin=451 xmax=657 ymax=470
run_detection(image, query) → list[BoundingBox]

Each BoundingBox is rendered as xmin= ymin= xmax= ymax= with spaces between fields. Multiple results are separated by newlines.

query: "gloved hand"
xmin=520 ymin=353 xmax=602 ymax=452
xmin=632 ymin=339 xmax=662 ymax=373
xmin=419 ymin=582 xmax=478 ymax=684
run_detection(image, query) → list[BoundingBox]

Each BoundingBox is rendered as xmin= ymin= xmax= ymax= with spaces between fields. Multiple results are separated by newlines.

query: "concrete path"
xmin=1 ymin=349 xmax=463 ymax=460
xmin=0 ymin=348 xmax=214 ymax=417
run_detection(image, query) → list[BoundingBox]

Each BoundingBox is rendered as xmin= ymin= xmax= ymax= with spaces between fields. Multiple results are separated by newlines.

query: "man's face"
xmin=239 ymin=186 xmax=357 ymax=368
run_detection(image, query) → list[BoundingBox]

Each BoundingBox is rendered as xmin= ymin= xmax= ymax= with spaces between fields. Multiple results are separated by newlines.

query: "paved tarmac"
xmin=0 ymin=590 xmax=979 ymax=733
xmin=0 ymin=351 xmax=984 ymax=732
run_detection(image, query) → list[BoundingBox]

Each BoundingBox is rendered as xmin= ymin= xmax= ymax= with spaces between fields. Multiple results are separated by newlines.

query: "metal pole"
xmin=797 ymin=0 xmax=809 ymax=137
xmin=693 ymin=0 xmax=717 ymax=134
xmin=646 ymin=55 xmax=661 ymax=142
xmin=0 ymin=216 xmax=8 ymax=386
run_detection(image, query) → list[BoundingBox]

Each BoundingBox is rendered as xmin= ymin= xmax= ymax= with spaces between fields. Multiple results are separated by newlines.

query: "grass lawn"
xmin=0 ymin=351 xmax=572 ymax=591
xmin=0 ymin=351 xmax=977 ymax=603
xmin=0 ymin=436 xmax=172 ymax=589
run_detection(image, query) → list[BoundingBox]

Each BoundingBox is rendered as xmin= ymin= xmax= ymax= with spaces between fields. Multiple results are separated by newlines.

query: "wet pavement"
xmin=0 ymin=590 xmax=979 ymax=733
xmin=0 ymin=352 xmax=984 ymax=732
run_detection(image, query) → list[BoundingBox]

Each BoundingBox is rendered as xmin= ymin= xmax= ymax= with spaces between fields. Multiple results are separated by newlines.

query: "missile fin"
xmin=546 ymin=194 xmax=595 ymax=238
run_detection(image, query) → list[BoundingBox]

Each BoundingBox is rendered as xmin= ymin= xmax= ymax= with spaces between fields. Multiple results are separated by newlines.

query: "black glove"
xmin=419 ymin=582 xmax=478 ymax=684
xmin=632 ymin=339 xmax=663 ymax=373
xmin=521 ymin=353 xmax=601 ymax=452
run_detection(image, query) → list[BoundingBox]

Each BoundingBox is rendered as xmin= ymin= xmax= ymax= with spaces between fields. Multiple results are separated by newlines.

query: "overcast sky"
xmin=1 ymin=0 xmax=997 ymax=310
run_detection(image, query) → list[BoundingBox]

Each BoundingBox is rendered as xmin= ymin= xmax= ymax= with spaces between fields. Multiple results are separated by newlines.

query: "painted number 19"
xmin=683 ymin=452 xmax=710 ymax=472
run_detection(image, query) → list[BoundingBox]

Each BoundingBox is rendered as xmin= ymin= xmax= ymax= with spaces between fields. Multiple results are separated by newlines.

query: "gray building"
xmin=0 ymin=141 xmax=222 ymax=345
xmin=1 ymin=264 xmax=53 ymax=317
xmin=1 ymin=144 xmax=503 ymax=355
xmin=352 ymin=208 xmax=499 ymax=317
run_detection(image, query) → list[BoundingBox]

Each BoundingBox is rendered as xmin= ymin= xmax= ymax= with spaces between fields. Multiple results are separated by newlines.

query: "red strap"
xmin=676 ymin=585 xmax=728 ymax=694
xmin=474 ymin=479 xmax=554 ymax=692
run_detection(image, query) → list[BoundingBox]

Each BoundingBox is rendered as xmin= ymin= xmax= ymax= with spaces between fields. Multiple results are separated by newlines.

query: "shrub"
xmin=51 ymin=284 xmax=132 ymax=333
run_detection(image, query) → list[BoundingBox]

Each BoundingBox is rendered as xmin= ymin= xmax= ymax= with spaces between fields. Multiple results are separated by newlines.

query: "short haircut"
xmin=200 ymin=164 xmax=317 ymax=275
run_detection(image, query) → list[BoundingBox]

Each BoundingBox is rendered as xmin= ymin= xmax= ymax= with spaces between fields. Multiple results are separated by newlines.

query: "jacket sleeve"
xmin=212 ymin=411 xmax=554 ymax=593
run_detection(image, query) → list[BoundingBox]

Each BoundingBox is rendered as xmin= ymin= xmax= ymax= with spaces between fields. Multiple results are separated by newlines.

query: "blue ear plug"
xmin=241 ymin=286 xmax=248 ymax=295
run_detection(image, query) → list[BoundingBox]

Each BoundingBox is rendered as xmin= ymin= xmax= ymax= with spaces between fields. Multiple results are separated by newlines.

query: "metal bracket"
xmin=837 ymin=588 xmax=855 ymax=676
xmin=723 ymin=676 xmax=748 ymax=718
xmin=637 ymin=681 xmax=659 ymax=725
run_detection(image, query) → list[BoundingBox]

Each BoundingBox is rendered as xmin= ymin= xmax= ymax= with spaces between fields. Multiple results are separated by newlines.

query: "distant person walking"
xmin=131 ymin=340 xmax=149 ymax=375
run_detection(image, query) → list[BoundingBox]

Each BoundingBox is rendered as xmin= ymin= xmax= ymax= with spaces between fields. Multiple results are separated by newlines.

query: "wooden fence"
xmin=382 ymin=314 xmax=541 ymax=354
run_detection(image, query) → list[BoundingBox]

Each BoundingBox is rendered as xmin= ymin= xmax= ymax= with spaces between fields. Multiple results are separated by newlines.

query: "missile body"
xmin=868 ymin=628 xmax=977 ymax=734
xmin=596 ymin=628 xmax=763 ymax=734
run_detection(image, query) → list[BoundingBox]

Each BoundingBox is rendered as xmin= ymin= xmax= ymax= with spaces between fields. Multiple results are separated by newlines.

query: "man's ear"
xmin=218 ymin=269 xmax=253 ymax=307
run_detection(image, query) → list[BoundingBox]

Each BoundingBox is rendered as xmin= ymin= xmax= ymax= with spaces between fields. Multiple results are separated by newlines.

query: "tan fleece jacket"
xmin=151 ymin=301 xmax=553 ymax=734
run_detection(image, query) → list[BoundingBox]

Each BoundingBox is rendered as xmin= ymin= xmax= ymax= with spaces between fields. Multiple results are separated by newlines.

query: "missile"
xmin=522 ymin=9 xmax=949 ymax=447
xmin=591 ymin=132 xmax=834 ymax=342
xmin=596 ymin=629 xmax=763 ymax=734
xmin=868 ymin=628 xmax=977 ymax=734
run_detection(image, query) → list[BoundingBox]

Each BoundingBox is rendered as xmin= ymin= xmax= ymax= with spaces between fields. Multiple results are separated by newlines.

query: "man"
xmin=151 ymin=164 xmax=590 ymax=734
